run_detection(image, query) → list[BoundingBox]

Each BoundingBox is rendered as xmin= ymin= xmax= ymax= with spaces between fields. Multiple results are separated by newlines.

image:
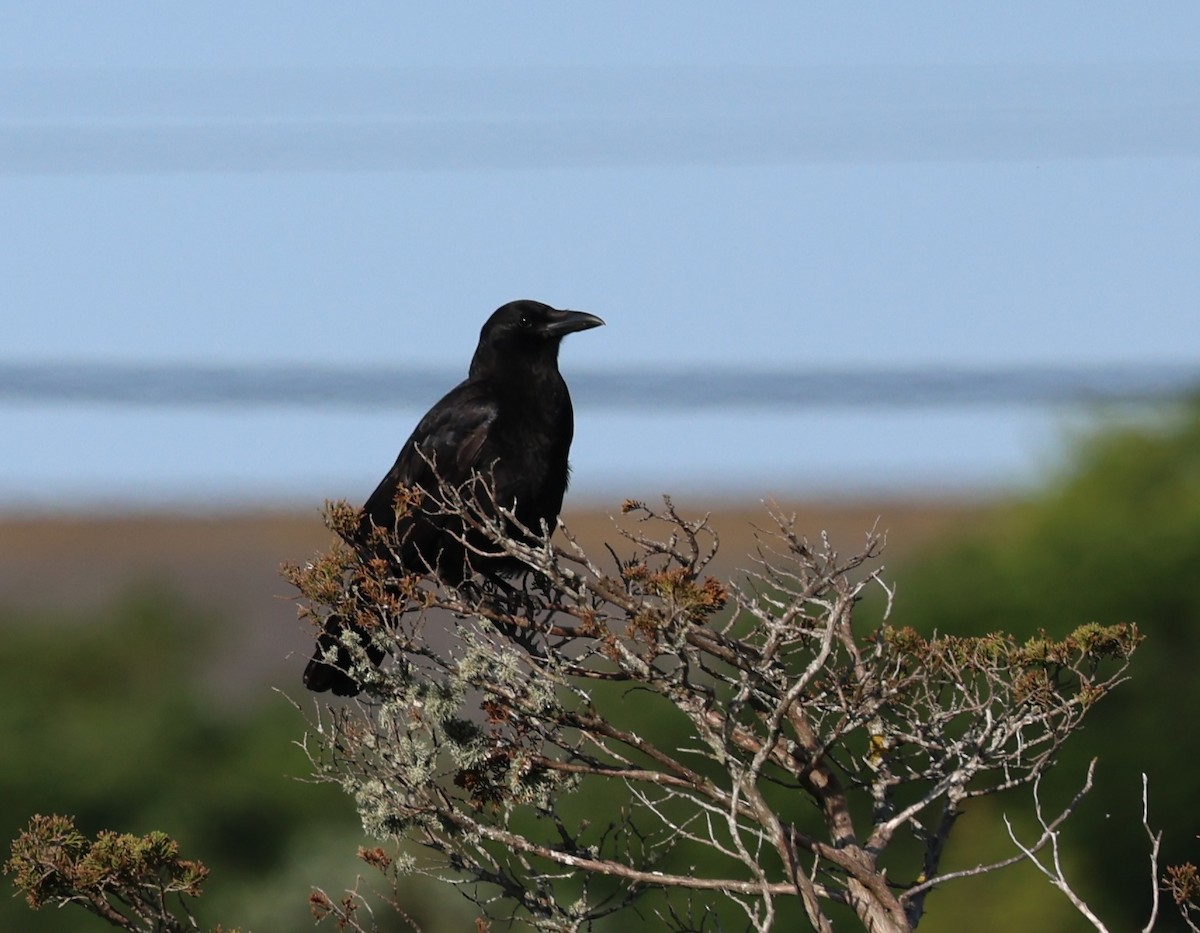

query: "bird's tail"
xmin=303 ymin=614 xmax=386 ymax=697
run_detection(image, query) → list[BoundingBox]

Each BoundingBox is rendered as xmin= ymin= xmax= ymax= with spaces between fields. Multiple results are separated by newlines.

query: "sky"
xmin=2 ymin=4 xmax=1198 ymax=510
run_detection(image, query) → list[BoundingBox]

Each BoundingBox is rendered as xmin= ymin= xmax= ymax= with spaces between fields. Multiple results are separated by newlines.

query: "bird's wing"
xmin=408 ymin=388 xmax=498 ymax=484
xmin=360 ymin=381 xmax=499 ymax=530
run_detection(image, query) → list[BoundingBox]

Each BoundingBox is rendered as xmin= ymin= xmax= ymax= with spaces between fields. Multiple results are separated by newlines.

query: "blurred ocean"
xmin=3 ymin=362 xmax=1195 ymax=510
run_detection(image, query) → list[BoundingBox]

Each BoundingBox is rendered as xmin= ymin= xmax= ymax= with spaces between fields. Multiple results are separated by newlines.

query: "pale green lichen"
xmin=422 ymin=678 xmax=466 ymax=725
xmin=459 ymin=640 xmax=523 ymax=685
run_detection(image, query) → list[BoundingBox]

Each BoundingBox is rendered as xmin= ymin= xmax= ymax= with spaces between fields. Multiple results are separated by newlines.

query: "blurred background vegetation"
xmin=888 ymin=399 xmax=1200 ymax=930
xmin=3 ymin=400 xmax=1198 ymax=931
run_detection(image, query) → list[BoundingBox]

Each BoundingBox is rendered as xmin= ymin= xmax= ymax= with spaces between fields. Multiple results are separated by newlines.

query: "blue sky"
xmin=2 ymin=4 xmax=1198 ymax=509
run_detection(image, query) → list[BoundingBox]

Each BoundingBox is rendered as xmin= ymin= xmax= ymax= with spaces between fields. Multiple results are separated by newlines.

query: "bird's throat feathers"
xmin=469 ymin=339 xmax=563 ymax=387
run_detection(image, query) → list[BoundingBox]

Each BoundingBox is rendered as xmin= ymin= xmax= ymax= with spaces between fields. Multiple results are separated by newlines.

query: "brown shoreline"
xmin=0 ymin=498 xmax=999 ymax=693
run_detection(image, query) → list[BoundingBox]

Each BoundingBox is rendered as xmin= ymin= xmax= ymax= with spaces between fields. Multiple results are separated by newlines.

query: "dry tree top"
xmin=284 ymin=477 xmax=1142 ymax=933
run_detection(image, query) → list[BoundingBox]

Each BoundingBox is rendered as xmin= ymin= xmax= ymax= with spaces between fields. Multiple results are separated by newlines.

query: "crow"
xmin=303 ymin=299 xmax=604 ymax=696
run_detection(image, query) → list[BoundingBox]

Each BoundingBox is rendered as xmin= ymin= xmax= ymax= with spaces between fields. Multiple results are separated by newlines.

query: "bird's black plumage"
xmin=303 ymin=299 xmax=604 ymax=696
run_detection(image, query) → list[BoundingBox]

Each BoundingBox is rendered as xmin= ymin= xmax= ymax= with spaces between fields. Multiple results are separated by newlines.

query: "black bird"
xmin=303 ymin=299 xmax=604 ymax=696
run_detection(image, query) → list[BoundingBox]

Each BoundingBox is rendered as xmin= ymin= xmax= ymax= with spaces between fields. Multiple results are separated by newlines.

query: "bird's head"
xmin=472 ymin=300 xmax=604 ymax=373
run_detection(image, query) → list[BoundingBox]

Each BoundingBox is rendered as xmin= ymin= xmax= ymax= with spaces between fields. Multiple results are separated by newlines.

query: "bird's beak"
xmin=543 ymin=309 xmax=605 ymax=337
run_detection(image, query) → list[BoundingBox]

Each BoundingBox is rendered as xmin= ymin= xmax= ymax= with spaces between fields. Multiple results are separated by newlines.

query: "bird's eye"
xmin=518 ymin=315 xmax=533 ymax=329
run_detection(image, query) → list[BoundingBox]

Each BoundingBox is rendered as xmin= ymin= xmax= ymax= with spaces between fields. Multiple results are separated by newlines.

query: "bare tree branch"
xmin=284 ymin=483 xmax=1143 ymax=932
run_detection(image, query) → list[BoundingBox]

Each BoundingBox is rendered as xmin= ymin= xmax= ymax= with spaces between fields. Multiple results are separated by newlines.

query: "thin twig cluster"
xmin=285 ymin=479 xmax=1143 ymax=932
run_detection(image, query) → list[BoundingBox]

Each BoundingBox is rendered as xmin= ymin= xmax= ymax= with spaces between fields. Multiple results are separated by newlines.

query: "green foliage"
xmin=6 ymin=814 xmax=216 ymax=931
xmin=891 ymin=400 xmax=1200 ymax=929
xmin=0 ymin=586 xmax=388 ymax=933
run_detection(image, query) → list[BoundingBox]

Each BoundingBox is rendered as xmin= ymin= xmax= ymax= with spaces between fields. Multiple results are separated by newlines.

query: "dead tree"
xmin=287 ymin=479 xmax=1141 ymax=933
